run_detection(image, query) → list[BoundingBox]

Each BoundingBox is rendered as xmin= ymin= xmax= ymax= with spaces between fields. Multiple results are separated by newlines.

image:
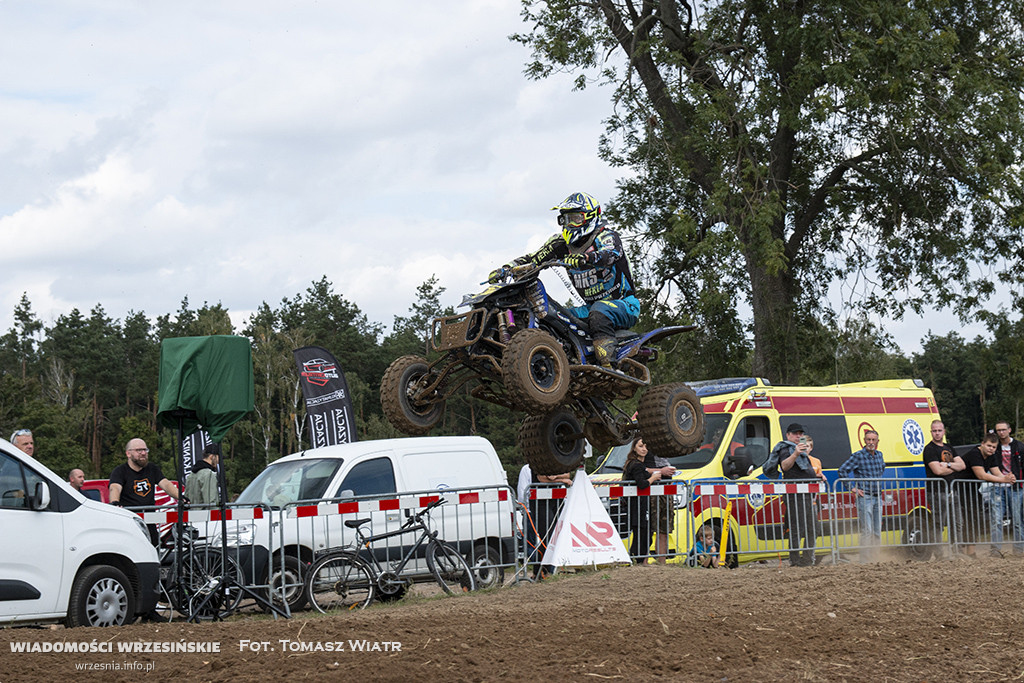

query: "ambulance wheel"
xmin=519 ymin=409 xmax=585 ymax=475
xmin=66 ymin=565 xmax=136 ymax=627
xmin=381 ymin=355 xmax=444 ymax=435
xmin=502 ymin=329 xmax=570 ymax=414
xmin=903 ymin=512 xmax=935 ymax=561
xmin=638 ymin=383 xmax=704 ymax=457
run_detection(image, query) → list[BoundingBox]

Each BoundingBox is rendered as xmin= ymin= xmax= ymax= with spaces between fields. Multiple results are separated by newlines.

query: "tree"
xmin=514 ymin=0 xmax=1024 ymax=383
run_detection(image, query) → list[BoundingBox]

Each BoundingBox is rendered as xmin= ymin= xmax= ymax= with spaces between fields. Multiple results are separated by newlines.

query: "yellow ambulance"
xmin=592 ymin=377 xmax=940 ymax=563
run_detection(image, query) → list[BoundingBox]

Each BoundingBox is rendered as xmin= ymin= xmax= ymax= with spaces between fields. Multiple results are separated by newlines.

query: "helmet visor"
xmin=560 ymin=210 xmax=587 ymax=228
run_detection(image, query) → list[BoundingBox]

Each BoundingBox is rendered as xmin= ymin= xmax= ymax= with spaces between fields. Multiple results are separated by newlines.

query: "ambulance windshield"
xmin=592 ymin=413 xmax=733 ymax=472
xmin=664 ymin=413 xmax=733 ymax=469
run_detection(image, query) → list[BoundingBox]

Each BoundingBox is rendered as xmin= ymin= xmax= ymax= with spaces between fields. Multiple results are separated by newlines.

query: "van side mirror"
xmin=339 ymin=489 xmax=355 ymax=500
xmin=30 ymin=481 xmax=50 ymax=510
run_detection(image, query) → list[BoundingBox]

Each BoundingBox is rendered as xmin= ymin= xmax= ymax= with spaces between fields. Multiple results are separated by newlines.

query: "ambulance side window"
xmin=736 ymin=416 xmax=771 ymax=468
xmin=779 ymin=415 xmax=852 ymax=470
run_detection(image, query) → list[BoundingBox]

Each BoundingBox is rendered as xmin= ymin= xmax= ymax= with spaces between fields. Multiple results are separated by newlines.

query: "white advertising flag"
xmin=540 ymin=470 xmax=631 ymax=570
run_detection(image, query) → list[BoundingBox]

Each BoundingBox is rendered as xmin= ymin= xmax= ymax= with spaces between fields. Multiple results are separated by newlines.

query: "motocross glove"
xmin=488 ymin=265 xmax=511 ymax=284
xmin=563 ymin=252 xmax=592 ymax=270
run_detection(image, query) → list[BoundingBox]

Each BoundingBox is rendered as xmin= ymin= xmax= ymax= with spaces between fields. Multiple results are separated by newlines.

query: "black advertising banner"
xmin=293 ymin=346 xmax=358 ymax=447
xmin=182 ymin=428 xmax=212 ymax=477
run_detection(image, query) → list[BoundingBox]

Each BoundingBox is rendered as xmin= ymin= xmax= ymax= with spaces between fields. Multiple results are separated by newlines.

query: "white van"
xmin=221 ymin=436 xmax=514 ymax=610
xmin=0 ymin=439 xmax=160 ymax=627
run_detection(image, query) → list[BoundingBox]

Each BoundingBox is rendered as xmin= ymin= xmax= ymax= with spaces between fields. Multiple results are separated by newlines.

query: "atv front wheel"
xmin=519 ymin=409 xmax=586 ymax=475
xmin=380 ymin=355 xmax=444 ymax=435
xmin=501 ymin=329 xmax=570 ymax=414
xmin=638 ymin=383 xmax=704 ymax=457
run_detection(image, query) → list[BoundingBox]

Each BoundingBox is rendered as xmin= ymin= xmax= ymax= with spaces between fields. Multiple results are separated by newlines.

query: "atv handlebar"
xmin=481 ymin=261 xmax=568 ymax=285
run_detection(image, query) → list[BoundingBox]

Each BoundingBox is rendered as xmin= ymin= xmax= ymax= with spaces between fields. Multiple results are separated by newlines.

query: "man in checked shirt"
xmin=838 ymin=430 xmax=887 ymax=562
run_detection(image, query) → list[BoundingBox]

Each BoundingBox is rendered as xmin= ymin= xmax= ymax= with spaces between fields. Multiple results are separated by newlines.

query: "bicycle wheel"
xmin=305 ymin=551 xmax=375 ymax=614
xmin=169 ymin=549 xmax=244 ymax=621
xmin=425 ymin=541 xmax=476 ymax=595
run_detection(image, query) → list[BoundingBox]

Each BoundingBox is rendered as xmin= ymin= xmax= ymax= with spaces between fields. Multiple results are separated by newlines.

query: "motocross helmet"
xmin=553 ymin=192 xmax=601 ymax=247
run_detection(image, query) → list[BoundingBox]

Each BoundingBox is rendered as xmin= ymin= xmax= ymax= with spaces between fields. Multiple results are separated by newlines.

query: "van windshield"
xmin=235 ymin=459 xmax=343 ymax=509
xmin=594 ymin=413 xmax=733 ymax=472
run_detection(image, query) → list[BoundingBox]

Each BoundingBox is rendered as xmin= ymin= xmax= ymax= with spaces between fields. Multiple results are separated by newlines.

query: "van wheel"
xmin=66 ymin=565 xmax=136 ymax=627
xmin=263 ymin=555 xmax=307 ymax=613
xmin=519 ymin=409 xmax=586 ymax=475
xmin=903 ymin=512 xmax=935 ymax=561
xmin=502 ymin=329 xmax=570 ymax=414
xmin=638 ymin=383 xmax=704 ymax=457
xmin=471 ymin=543 xmax=505 ymax=590
xmin=381 ymin=355 xmax=444 ymax=435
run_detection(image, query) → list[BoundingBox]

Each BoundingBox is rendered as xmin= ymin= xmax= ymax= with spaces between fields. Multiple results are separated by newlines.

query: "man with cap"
xmin=186 ymin=443 xmax=221 ymax=506
xmin=764 ymin=423 xmax=818 ymax=566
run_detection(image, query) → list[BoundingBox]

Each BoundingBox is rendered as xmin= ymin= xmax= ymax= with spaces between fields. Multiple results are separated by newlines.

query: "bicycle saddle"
xmin=344 ymin=518 xmax=372 ymax=529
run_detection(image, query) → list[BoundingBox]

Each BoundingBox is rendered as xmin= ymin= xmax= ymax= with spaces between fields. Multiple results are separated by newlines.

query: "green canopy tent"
xmin=157 ymin=335 xmax=255 ymax=442
xmin=156 ymin=336 xmax=284 ymax=619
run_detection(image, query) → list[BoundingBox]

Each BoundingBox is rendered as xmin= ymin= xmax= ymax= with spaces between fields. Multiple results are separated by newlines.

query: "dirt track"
xmin=3 ymin=556 xmax=1024 ymax=682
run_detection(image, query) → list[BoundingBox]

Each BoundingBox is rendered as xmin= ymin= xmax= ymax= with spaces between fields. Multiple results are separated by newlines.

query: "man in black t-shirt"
xmin=960 ymin=434 xmax=1015 ymax=556
xmin=989 ymin=421 xmax=1024 ymax=555
xmin=109 ymin=438 xmax=180 ymax=545
xmin=921 ymin=420 xmax=966 ymax=549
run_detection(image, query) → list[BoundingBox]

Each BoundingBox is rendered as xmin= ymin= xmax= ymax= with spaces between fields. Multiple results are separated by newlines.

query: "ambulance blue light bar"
xmin=686 ymin=377 xmax=770 ymax=398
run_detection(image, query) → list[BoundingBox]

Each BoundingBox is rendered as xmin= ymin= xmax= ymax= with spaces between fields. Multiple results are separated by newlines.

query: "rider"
xmin=489 ymin=191 xmax=639 ymax=369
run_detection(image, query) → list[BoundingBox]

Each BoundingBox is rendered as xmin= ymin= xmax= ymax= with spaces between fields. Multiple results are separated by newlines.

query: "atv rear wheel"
xmin=638 ymin=383 xmax=704 ymax=457
xmin=380 ymin=355 xmax=444 ymax=435
xmin=502 ymin=328 xmax=570 ymax=414
xmin=519 ymin=409 xmax=586 ymax=475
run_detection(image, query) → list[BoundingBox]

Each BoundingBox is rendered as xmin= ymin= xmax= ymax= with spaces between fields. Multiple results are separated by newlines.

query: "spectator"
xmin=69 ymin=468 xmax=103 ymax=502
xmin=805 ymin=436 xmax=825 ymax=481
xmin=643 ymin=448 xmax=676 ymax=564
xmin=529 ymin=467 xmax=572 ymax=579
xmin=108 ymin=438 xmax=180 ymax=546
xmin=961 ymin=433 xmax=1015 ymax=557
xmin=186 ymin=442 xmax=221 ymax=506
xmin=804 ymin=435 xmax=826 ymax=551
xmin=68 ymin=468 xmax=86 ymax=491
xmin=622 ymin=437 xmax=661 ymax=563
xmin=990 ymin=421 xmax=1024 ymax=556
xmin=838 ymin=430 xmax=886 ymax=562
xmin=691 ymin=523 xmax=721 ymax=568
xmin=9 ymin=429 xmax=33 ymax=457
xmin=921 ymin=420 xmax=966 ymax=554
xmin=765 ymin=423 xmax=817 ymax=567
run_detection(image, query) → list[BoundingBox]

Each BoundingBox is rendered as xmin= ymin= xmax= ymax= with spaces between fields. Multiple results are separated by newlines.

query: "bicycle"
xmin=156 ymin=524 xmax=244 ymax=621
xmin=304 ymin=498 xmax=476 ymax=613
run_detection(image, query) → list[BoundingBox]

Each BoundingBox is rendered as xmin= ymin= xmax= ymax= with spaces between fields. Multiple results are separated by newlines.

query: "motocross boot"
xmin=593 ymin=337 xmax=617 ymax=369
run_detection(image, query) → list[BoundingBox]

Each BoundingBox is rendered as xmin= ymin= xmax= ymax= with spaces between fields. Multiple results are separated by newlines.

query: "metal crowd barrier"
xmin=581 ymin=475 xmax=1024 ymax=567
xmin=950 ymin=479 xmax=1024 ymax=557
xmin=128 ymin=502 xmax=278 ymax=618
xmin=279 ymin=484 xmax=518 ymax=602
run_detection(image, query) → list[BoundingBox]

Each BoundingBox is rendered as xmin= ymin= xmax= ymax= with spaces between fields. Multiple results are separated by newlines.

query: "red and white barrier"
xmin=285 ymin=488 xmax=510 ymax=519
xmin=692 ymin=481 xmax=825 ymax=496
xmin=138 ymin=507 xmax=266 ymax=524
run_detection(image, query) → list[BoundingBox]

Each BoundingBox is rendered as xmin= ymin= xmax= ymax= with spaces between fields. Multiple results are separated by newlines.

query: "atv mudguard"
xmin=619 ymin=325 xmax=697 ymax=355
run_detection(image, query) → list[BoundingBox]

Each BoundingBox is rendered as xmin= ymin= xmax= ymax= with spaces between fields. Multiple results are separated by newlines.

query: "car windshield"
xmin=235 ymin=458 xmax=343 ymax=509
xmin=595 ymin=413 xmax=734 ymax=472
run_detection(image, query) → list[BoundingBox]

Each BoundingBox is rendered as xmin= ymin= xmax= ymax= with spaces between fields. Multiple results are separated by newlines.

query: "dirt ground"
xmin=3 ymin=555 xmax=1024 ymax=682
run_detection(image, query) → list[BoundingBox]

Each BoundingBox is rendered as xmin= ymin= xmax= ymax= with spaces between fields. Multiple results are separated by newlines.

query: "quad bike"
xmin=380 ymin=262 xmax=704 ymax=474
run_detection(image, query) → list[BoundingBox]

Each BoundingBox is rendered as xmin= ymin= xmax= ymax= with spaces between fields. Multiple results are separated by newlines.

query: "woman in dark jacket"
xmin=623 ymin=437 xmax=662 ymax=561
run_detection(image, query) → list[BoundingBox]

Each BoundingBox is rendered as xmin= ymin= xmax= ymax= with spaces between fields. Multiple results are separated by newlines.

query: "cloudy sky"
xmin=0 ymin=1 xmax=989 ymax=358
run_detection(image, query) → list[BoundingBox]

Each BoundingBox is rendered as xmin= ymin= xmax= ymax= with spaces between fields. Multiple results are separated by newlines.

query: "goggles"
xmin=557 ymin=211 xmax=588 ymax=228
